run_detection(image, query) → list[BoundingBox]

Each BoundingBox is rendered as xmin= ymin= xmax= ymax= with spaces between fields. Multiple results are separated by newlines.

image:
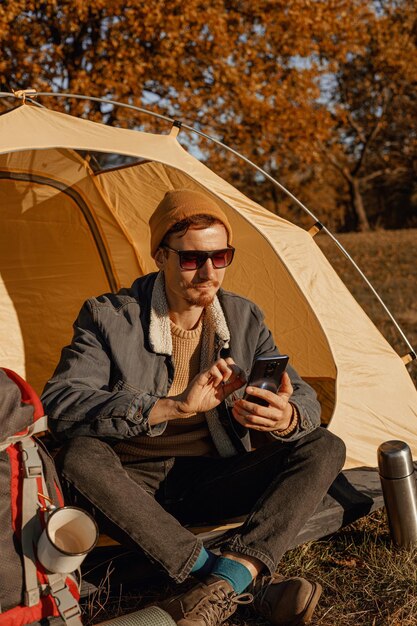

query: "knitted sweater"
xmin=114 ymin=317 xmax=217 ymax=460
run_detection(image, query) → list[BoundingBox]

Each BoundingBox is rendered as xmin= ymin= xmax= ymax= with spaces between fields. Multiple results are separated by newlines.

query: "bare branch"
xmin=352 ymin=87 xmax=392 ymax=177
xmin=317 ymin=140 xmax=353 ymax=183
xmin=346 ymin=111 xmax=367 ymax=144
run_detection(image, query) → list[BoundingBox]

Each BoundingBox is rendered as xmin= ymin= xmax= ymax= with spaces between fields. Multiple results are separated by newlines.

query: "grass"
xmin=82 ymin=229 xmax=417 ymax=625
xmin=278 ymin=510 xmax=417 ymax=625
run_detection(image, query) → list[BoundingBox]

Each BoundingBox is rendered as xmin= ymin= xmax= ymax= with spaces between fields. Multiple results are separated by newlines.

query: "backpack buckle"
xmin=21 ymin=440 xmax=43 ymax=478
xmin=48 ymin=576 xmax=82 ymax=625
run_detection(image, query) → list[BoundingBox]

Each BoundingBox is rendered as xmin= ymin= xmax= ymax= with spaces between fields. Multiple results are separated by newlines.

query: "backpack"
xmin=0 ymin=368 xmax=82 ymax=626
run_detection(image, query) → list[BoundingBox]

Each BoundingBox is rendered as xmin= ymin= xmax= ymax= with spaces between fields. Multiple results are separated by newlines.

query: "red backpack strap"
xmin=1 ymin=369 xmax=44 ymax=422
xmin=0 ymin=370 xmax=47 ymax=447
xmin=0 ymin=370 xmax=82 ymax=623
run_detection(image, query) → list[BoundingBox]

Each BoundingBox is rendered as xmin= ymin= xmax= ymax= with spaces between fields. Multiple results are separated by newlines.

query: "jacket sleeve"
xmin=41 ymin=300 xmax=161 ymax=442
xmin=254 ymin=309 xmax=322 ymax=442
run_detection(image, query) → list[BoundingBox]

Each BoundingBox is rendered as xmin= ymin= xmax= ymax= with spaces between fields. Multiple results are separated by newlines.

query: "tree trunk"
xmin=348 ymin=178 xmax=371 ymax=231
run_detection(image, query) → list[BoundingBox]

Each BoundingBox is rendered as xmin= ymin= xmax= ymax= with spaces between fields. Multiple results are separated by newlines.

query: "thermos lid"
xmin=377 ymin=440 xmax=415 ymax=479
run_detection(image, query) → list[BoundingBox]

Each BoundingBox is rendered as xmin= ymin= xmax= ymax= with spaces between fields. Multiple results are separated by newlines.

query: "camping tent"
xmin=1 ymin=102 xmax=417 ymax=528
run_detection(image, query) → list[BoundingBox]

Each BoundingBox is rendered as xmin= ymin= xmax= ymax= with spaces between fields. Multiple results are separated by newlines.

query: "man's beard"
xmin=182 ymin=279 xmax=219 ymax=307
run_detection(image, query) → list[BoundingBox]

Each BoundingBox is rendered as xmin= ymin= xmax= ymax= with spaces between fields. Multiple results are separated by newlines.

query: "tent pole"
xmin=0 ymin=90 xmax=415 ymax=358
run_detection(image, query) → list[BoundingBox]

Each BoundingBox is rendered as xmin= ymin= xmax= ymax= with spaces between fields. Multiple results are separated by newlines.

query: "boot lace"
xmin=252 ymin=573 xmax=283 ymax=610
xmin=196 ymin=587 xmax=253 ymax=626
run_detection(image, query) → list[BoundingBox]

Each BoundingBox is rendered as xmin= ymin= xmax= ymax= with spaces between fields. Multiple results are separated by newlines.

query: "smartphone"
xmin=244 ymin=355 xmax=289 ymax=407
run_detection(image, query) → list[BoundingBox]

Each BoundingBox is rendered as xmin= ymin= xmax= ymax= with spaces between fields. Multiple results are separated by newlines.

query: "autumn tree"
xmin=316 ymin=0 xmax=417 ymax=230
xmin=0 ymin=0 xmax=415 ymax=230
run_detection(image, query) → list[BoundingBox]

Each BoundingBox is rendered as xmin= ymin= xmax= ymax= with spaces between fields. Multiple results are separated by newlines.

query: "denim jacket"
xmin=42 ymin=272 xmax=321 ymax=455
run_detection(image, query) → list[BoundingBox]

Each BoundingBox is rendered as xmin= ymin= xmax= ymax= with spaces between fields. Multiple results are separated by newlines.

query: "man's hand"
xmin=175 ymin=357 xmax=245 ymax=415
xmin=232 ymin=372 xmax=294 ymax=432
xmin=148 ymin=358 xmax=246 ymax=425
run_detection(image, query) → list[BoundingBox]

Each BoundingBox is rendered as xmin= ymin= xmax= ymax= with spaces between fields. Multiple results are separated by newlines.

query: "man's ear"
xmin=154 ymin=248 xmax=166 ymax=269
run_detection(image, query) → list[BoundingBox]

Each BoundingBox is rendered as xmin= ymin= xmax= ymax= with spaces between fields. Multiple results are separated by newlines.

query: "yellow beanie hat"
xmin=149 ymin=189 xmax=233 ymax=257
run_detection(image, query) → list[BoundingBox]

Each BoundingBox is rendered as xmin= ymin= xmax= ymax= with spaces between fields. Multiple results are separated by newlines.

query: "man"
xmin=42 ymin=189 xmax=345 ymax=626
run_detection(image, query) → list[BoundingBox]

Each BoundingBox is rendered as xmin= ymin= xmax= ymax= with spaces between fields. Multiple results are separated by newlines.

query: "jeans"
xmin=56 ymin=428 xmax=345 ymax=583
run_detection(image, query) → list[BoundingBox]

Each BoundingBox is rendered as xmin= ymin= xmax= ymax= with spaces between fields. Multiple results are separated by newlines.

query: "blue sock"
xmin=211 ymin=556 xmax=253 ymax=593
xmin=191 ymin=547 xmax=217 ymax=579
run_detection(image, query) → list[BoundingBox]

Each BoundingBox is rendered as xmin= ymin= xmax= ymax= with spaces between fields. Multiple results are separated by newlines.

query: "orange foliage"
xmin=0 ymin=1 xmax=416 ymax=230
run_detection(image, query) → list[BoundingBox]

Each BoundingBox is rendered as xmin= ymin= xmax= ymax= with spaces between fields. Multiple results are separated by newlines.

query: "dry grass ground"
xmin=83 ymin=229 xmax=417 ymax=626
xmin=278 ymin=509 xmax=417 ymax=625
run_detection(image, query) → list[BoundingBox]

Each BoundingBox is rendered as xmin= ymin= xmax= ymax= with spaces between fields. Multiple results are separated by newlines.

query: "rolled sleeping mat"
xmin=98 ymin=605 xmax=176 ymax=626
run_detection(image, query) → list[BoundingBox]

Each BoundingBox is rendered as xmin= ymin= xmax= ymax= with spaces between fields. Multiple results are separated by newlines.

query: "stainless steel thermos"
xmin=378 ymin=440 xmax=417 ymax=547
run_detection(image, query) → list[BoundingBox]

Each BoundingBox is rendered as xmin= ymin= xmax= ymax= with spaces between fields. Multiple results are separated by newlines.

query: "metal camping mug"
xmin=37 ymin=506 xmax=98 ymax=573
xmin=377 ymin=440 xmax=417 ymax=547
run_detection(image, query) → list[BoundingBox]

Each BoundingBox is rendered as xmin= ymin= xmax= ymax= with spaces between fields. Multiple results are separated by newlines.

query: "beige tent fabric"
xmin=0 ymin=103 xmax=416 ymax=469
xmin=0 ymin=174 xmax=110 ymax=388
xmin=96 ymin=162 xmax=337 ymax=422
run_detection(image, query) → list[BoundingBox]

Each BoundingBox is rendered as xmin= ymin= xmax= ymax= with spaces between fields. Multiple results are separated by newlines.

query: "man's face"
xmin=156 ymin=222 xmax=229 ymax=309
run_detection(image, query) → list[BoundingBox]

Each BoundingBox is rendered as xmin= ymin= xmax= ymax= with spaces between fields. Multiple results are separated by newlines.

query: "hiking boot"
xmin=160 ymin=575 xmax=253 ymax=626
xmin=251 ymin=573 xmax=322 ymax=626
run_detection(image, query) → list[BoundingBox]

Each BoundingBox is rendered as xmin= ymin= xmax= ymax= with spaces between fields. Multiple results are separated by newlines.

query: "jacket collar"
xmin=149 ymin=271 xmax=230 ymax=355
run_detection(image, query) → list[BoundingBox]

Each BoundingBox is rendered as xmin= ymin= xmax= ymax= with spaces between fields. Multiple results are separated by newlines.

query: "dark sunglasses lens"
xmin=178 ymin=248 xmax=234 ymax=270
xmin=179 ymin=252 xmax=204 ymax=270
xmin=211 ymin=249 xmax=234 ymax=268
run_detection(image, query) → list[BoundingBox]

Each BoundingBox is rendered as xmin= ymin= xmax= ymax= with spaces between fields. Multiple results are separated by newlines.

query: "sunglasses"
xmin=162 ymin=245 xmax=235 ymax=270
